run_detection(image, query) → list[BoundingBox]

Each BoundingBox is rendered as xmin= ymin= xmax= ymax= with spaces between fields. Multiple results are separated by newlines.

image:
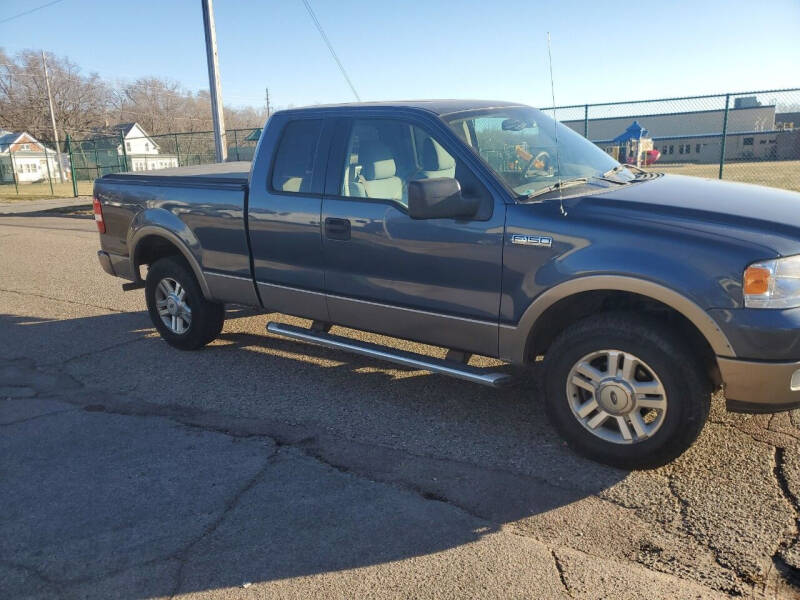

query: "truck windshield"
xmin=443 ymin=107 xmax=634 ymax=197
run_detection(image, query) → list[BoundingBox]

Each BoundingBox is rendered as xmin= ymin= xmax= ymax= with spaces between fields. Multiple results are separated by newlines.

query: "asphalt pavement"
xmin=1 ymin=212 xmax=799 ymax=599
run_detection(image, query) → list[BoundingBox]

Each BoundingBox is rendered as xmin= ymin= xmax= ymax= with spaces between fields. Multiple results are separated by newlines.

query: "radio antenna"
xmin=546 ymin=32 xmax=566 ymax=216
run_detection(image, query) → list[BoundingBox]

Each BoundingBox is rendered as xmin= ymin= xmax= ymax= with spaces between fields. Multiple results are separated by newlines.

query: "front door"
xmin=321 ymin=116 xmax=506 ymax=356
xmin=247 ymin=115 xmax=331 ymax=321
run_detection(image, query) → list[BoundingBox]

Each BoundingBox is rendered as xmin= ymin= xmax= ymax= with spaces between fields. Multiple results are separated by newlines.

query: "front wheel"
xmin=543 ymin=312 xmax=711 ymax=470
xmin=145 ymin=256 xmax=225 ymax=350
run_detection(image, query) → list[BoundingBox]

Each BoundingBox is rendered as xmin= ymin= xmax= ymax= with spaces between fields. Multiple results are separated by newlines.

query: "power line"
xmin=300 ymin=0 xmax=360 ymax=102
xmin=0 ymin=0 xmax=66 ymax=25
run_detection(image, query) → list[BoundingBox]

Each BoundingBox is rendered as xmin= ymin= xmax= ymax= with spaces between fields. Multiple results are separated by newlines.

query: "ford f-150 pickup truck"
xmin=94 ymin=100 xmax=800 ymax=469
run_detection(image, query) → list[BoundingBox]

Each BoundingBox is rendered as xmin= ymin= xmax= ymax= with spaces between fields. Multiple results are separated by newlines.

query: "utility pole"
xmin=201 ymin=0 xmax=227 ymax=162
xmin=41 ymin=51 xmax=65 ymax=183
xmin=265 ymin=87 xmax=271 ymax=119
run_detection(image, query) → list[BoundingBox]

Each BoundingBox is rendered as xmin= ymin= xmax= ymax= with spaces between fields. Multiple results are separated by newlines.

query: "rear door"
xmin=320 ymin=114 xmax=506 ymax=356
xmin=247 ymin=114 xmax=333 ymax=321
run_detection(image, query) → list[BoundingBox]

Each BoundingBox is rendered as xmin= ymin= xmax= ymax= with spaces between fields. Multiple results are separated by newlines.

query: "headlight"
xmin=744 ymin=255 xmax=800 ymax=308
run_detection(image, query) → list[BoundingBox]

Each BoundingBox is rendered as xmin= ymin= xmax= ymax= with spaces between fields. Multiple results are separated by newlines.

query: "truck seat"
xmin=280 ymin=176 xmax=303 ymax=192
xmin=417 ymin=137 xmax=456 ymax=179
xmin=358 ymin=141 xmax=402 ymax=201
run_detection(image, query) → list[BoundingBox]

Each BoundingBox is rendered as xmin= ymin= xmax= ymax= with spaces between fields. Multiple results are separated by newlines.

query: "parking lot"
xmin=1 ymin=208 xmax=799 ymax=599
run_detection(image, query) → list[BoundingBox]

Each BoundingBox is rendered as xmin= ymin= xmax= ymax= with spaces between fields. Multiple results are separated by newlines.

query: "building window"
xmin=21 ymin=143 xmax=30 ymax=151
xmin=668 ymin=145 xmax=674 ymax=155
xmin=678 ymin=145 xmax=684 ymax=154
xmin=759 ymin=139 xmax=766 ymax=144
xmin=743 ymin=137 xmax=754 ymax=146
xmin=696 ymin=144 xmax=701 ymax=153
xmin=769 ymin=139 xmax=776 ymax=144
xmin=126 ymin=142 xmax=131 ymax=152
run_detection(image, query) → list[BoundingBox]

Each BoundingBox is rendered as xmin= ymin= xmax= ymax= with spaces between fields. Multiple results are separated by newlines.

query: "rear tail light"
xmin=92 ymin=196 xmax=106 ymax=234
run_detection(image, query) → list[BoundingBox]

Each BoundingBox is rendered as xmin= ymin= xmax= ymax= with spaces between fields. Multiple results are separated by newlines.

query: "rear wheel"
xmin=145 ymin=256 xmax=224 ymax=350
xmin=543 ymin=312 xmax=711 ymax=469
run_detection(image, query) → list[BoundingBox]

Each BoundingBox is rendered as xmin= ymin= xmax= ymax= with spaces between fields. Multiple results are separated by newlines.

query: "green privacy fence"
xmin=0 ymin=127 xmax=262 ymax=199
xmin=541 ymin=87 xmax=800 ymax=192
xmin=3 ymin=87 xmax=800 ymax=199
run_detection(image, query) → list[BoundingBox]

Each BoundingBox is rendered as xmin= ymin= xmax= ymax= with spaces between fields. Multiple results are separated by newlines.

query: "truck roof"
xmin=276 ymin=99 xmax=527 ymax=117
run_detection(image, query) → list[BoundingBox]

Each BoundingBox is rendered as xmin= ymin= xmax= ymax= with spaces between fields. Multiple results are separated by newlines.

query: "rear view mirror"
xmin=501 ymin=118 xmax=537 ymax=132
xmin=407 ymin=178 xmax=479 ymax=220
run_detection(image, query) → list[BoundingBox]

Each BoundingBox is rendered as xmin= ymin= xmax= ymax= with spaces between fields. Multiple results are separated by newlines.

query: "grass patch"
xmin=0 ymin=180 xmax=94 ymax=202
xmin=644 ymin=160 xmax=800 ymax=192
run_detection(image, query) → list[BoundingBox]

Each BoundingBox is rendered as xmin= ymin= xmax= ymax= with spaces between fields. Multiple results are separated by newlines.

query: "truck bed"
xmin=101 ymin=161 xmax=251 ymax=188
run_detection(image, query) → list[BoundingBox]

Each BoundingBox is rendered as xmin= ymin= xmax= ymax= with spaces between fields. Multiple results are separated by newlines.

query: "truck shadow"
xmin=0 ymin=308 xmax=630 ymax=597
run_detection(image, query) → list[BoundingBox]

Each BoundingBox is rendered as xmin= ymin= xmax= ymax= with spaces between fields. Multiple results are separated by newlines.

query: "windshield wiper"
xmin=525 ymin=177 xmax=588 ymax=200
xmin=602 ymin=165 xmax=629 ymax=178
xmin=598 ymin=164 xmax=637 ymax=183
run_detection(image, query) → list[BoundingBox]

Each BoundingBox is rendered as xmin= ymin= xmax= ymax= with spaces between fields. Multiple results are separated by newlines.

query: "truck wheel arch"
xmin=130 ymin=226 xmax=212 ymax=300
xmin=499 ymin=275 xmax=735 ymax=365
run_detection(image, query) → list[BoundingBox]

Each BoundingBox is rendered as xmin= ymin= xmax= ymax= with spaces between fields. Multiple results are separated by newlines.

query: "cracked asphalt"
xmin=1 ymin=212 xmax=799 ymax=599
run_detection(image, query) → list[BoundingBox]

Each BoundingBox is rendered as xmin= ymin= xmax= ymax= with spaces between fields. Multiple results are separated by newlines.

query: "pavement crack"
xmin=0 ymin=286 xmax=128 ymax=314
xmin=41 ymin=336 xmax=150 ymax=368
xmin=169 ymin=453 xmax=277 ymax=598
xmin=295 ymin=443 xmax=497 ymax=526
xmin=550 ymin=549 xmax=573 ymax=597
xmin=0 ymin=559 xmax=59 ymax=588
xmin=666 ymin=473 xmax=750 ymax=594
xmin=771 ymin=447 xmax=800 ymax=591
xmin=0 ymin=407 xmax=78 ymax=427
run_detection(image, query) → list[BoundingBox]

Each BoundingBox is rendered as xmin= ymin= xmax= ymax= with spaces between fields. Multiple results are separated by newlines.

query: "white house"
xmin=0 ymin=130 xmax=67 ymax=183
xmin=104 ymin=123 xmax=179 ymax=172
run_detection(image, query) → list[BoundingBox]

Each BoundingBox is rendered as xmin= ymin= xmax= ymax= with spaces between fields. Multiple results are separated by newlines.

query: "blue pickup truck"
xmin=94 ymin=100 xmax=800 ymax=469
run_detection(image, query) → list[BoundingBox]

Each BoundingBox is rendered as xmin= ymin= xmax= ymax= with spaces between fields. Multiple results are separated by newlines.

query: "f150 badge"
xmin=511 ymin=234 xmax=553 ymax=248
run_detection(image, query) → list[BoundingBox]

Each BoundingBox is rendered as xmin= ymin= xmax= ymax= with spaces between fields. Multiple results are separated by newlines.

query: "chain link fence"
xmin=542 ymin=88 xmax=800 ymax=192
xmin=2 ymin=88 xmax=799 ymax=200
xmin=0 ymin=127 xmax=261 ymax=199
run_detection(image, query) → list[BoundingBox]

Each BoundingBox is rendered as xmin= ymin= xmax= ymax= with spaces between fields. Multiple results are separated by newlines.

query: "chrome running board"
xmin=266 ymin=322 xmax=512 ymax=388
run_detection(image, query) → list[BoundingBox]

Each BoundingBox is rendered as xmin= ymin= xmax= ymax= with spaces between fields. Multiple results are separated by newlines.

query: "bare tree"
xmin=0 ymin=49 xmax=112 ymax=140
xmin=0 ymin=48 xmax=269 ymax=142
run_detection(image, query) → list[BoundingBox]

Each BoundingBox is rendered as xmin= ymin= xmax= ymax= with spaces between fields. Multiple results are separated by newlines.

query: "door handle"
xmin=325 ymin=217 xmax=351 ymax=241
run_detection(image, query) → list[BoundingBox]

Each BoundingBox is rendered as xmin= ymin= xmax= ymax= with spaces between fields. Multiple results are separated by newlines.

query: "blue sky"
xmin=1 ymin=0 xmax=799 ymax=110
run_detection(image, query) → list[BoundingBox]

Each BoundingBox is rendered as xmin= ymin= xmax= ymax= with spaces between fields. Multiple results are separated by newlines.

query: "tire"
xmin=145 ymin=256 xmax=225 ymax=350
xmin=542 ymin=311 xmax=711 ymax=470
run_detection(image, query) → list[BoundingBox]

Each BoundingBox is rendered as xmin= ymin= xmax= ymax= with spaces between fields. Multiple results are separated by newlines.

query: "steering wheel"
xmin=524 ymin=151 xmax=551 ymax=175
xmin=514 ymin=146 xmax=552 ymax=176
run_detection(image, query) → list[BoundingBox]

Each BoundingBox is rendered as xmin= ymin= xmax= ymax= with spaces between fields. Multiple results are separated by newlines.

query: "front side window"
xmin=443 ymin=107 xmax=632 ymax=197
xmin=271 ymin=119 xmax=322 ymax=194
xmin=340 ymin=119 xmax=457 ymax=205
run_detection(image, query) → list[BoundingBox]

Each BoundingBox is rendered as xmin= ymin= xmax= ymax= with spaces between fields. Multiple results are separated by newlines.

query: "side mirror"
xmin=407 ymin=178 xmax=479 ymax=220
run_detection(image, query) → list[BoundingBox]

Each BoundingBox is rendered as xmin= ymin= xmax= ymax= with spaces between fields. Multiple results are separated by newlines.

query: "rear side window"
xmin=271 ymin=119 xmax=322 ymax=194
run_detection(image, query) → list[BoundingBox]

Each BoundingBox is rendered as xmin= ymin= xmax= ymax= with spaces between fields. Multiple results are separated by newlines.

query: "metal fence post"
xmin=233 ymin=129 xmax=240 ymax=161
xmin=65 ymin=135 xmax=78 ymax=197
xmin=583 ymin=104 xmax=589 ymax=138
xmin=93 ymin=139 xmax=100 ymax=180
xmin=119 ymin=132 xmax=129 ymax=171
xmin=9 ymin=147 xmax=19 ymax=196
xmin=175 ymin=133 xmax=181 ymax=166
xmin=718 ymin=93 xmax=731 ymax=179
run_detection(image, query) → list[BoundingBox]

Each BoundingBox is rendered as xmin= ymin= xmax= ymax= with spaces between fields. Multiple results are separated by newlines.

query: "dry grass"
xmin=0 ymin=180 xmax=93 ymax=202
xmin=644 ymin=160 xmax=800 ymax=192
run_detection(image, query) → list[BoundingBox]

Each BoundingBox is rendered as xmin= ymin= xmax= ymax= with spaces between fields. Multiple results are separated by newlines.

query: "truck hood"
xmin=576 ymin=174 xmax=800 ymax=256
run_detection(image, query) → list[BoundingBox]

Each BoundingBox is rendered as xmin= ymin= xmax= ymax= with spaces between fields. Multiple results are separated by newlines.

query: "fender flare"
xmin=498 ymin=275 xmax=735 ymax=364
xmin=129 ymin=225 xmax=213 ymax=300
